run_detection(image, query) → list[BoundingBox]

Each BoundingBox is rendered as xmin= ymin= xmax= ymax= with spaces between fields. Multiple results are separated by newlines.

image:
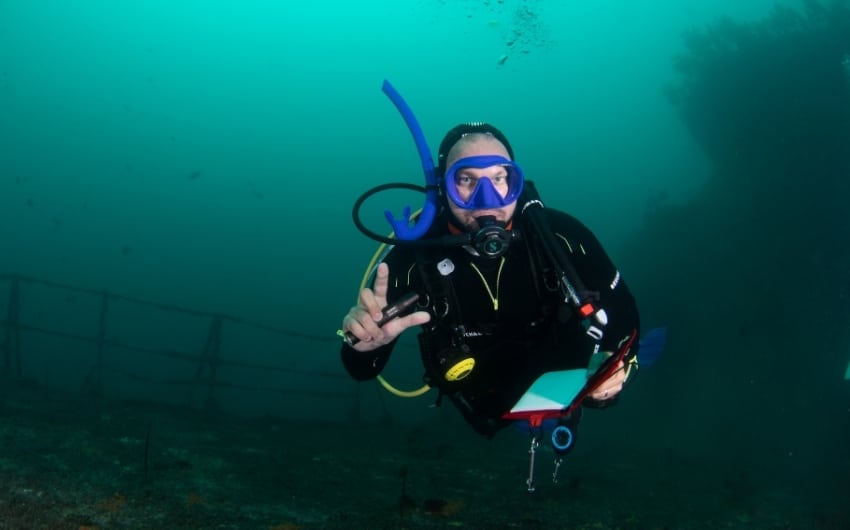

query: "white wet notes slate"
xmin=508 ymin=368 xmax=588 ymax=413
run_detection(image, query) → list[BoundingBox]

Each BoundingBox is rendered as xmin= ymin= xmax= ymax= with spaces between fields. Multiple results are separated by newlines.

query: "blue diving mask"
xmin=444 ymin=155 xmax=524 ymax=210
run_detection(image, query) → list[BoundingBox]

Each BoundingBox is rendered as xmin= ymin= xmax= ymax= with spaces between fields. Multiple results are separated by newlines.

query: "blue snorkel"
xmin=380 ymin=80 xmax=439 ymax=240
xmin=350 ymin=80 xmax=515 ymax=257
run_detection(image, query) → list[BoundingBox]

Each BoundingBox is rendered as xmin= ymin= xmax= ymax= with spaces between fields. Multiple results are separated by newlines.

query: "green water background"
xmin=1 ymin=0 xmax=783 ymax=330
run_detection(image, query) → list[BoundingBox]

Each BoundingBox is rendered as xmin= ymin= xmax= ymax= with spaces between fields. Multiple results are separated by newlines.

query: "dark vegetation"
xmin=628 ymin=0 xmax=850 ymax=410
xmin=622 ymin=0 xmax=850 ymax=523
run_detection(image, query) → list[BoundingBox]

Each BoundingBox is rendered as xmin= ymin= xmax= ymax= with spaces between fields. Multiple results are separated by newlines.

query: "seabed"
xmin=1 ymin=378 xmax=847 ymax=530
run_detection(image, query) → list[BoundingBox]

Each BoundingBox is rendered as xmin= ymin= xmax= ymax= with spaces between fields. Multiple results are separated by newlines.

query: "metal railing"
xmin=0 ymin=272 xmax=365 ymax=420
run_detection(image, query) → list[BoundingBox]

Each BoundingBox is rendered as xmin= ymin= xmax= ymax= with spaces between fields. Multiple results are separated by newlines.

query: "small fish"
xmin=187 ymin=170 xmax=201 ymax=180
xmin=497 ymin=54 xmax=509 ymax=66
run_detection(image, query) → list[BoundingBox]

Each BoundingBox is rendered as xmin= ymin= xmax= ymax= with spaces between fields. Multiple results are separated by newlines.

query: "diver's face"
xmin=445 ymin=137 xmax=517 ymax=231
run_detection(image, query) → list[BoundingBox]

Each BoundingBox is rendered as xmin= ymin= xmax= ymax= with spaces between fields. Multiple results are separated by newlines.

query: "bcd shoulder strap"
xmin=518 ymin=181 xmax=606 ymax=341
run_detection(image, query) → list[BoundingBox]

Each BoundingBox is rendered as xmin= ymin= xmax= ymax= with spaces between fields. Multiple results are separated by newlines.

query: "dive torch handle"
xmin=342 ymin=292 xmax=420 ymax=346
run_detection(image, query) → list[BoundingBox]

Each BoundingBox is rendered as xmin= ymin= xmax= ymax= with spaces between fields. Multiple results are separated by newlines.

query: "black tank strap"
xmin=413 ymin=246 xmax=470 ymax=397
xmin=518 ymin=181 xmax=606 ymax=340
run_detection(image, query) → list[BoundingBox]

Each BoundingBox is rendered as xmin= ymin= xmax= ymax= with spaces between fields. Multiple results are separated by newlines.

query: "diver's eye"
xmin=455 ymin=174 xmax=476 ymax=187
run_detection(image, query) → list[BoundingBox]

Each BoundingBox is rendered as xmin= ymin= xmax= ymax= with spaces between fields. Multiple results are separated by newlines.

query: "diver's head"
xmin=436 ymin=122 xmax=516 ymax=177
xmin=437 ymin=123 xmax=524 ymax=232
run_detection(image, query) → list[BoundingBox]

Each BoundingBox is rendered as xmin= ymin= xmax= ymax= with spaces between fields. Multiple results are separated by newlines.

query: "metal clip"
xmin=552 ymin=456 xmax=563 ymax=484
xmin=526 ymin=435 xmax=540 ymax=493
xmin=586 ymin=325 xmax=603 ymax=340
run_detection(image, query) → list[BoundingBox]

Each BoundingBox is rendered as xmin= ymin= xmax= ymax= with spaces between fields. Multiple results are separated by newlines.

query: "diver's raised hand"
xmin=341 ymin=262 xmax=431 ymax=352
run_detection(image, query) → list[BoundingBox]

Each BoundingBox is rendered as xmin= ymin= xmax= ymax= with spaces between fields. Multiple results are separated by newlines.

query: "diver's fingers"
xmin=358 ymin=288 xmax=383 ymax=325
xmin=608 ymin=360 xmax=626 ymax=383
xmin=355 ymin=262 xmax=389 ymax=327
xmin=342 ymin=306 xmax=384 ymax=350
xmin=345 ymin=264 xmax=409 ymax=351
xmin=376 ymin=311 xmax=431 ymax=345
xmin=342 ymin=308 xmax=428 ymax=352
xmin=371 ymin=262 xmax=390 ymax=307
xmin=341 ymin=310 xmax=367 ymax=340
xmin=378 ymin=310 xmax=431 ymax=339
xmin=353 ymin=289 xmax=383 ymax=334
xmin=590 ymin=360 xmax=625 ymax=400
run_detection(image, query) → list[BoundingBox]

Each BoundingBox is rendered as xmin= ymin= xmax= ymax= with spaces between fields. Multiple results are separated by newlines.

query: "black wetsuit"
xmin=341 ymin=206 xmax=640 ymax=436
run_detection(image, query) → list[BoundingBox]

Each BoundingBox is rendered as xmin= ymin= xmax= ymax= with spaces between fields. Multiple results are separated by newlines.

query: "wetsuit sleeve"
xmin=548 ymin=209 xmax=640 ymax=350
xmin=341 ymin=340 xmax=397 ymax=381
xmin=339 ymin=247 xmax=413 ymax=381
xmin=547 ymin=210 xmax=641 ymax=408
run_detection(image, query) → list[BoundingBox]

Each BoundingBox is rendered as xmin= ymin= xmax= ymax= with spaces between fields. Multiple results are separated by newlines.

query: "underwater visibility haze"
xmin=1 ymin=0 xmax=849 ymax=528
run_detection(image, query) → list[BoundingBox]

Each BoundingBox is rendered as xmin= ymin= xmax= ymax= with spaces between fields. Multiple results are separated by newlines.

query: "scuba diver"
xmin=339 ymin=115 xmax=641 ymax=439
xmin=338 ymin=81 xmax=651 ymax=491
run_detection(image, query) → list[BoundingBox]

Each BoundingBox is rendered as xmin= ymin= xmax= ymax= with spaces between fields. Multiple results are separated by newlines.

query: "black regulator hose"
xmin=351 ymin=183 xmax=472 ymax=248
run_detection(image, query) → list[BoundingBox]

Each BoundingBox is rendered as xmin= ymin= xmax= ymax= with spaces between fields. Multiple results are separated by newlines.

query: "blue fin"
xmin=637 ymin=327 xmax=667 ymax=367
